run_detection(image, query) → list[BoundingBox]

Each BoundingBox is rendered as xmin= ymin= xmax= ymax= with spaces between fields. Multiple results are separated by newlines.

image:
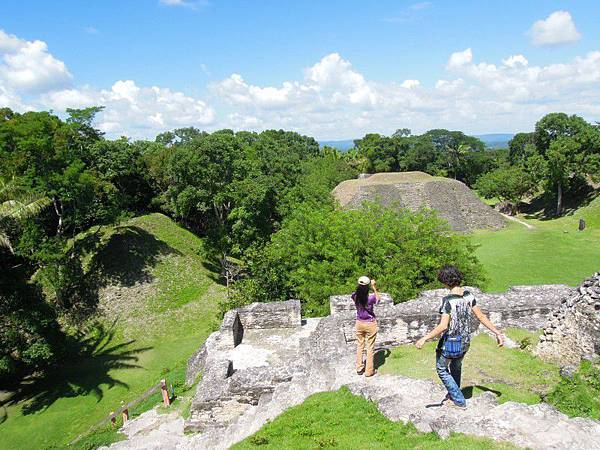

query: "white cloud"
xmin=158 ymin=0 xmax=208 ymax=9
xmin=0 ymin=29 xmax=72 ymax=93
xmin=401 ymin=79 xmax=420 ymax=89
xmin=211 ymin=49 xmax=600 ymax=138
xmin=447 ymin=48 xmax=472 ymax=68
xmin=529 ymin=11 xmax=581 ymax=46
xmin=3 ymin=28 xmax=600 ymax=141
xmin=384 ymin=2 xmax=432 ymax=23
xmin=41 ymin=81 xmax=215 ymax=139
xmin=502 ymin=54 xmax=528 ymax=68
xmin=84 ymin=26 xmax=99 ymax=35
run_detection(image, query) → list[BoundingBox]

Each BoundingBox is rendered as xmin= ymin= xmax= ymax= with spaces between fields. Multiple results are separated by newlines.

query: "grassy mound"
xmin=233 ymin=387 xmax=516 ymax=449
xmin=473 ymin=195 xmax=600 ymax=291
xmin=0 ymin=213 xmax=225 ymax=450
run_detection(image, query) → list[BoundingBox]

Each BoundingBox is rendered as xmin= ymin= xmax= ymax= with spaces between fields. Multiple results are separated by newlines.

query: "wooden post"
xmin=160 ymin=379 xmax=170 ymax=406
xmin=122 ymin=408 xmax=129 ymax=422
xmin=110 ymin=412 xmax=116 ymax=427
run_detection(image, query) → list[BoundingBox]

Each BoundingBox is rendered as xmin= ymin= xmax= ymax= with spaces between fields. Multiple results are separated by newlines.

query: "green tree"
xmin=355 ymin=133 xmax=399 ymax=172
xmin=232 ymin=203 xmax=484 ymax=316
xmin=0 ymin=179 xmax=50 ymax=252
xmin=445 ymin=143 xmax=470 ymax=179
xmin=475 ymin=165 xmax=535 ymax=214
xmin=531 ymin=113 xmax=600 ymax=216
xmin=508 ymin=132 xmax=534 ymax=163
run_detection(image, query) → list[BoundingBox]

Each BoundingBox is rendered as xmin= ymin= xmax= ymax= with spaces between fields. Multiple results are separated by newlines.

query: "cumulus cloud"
xmin=211 ymin=49 xmax=600 ymax=138
xmin=2 ymin=27 xmax=600 ymax=140
xmin=0 ymin=28 xmax=216 ymax=139
xmin=502 ymin=54 xmax=528 ymax=68
xmin=401 ymin=80 xmax=421 ymax=89
xmin=41 ymin=81 xmax=215 ymax=138
xmin=529 ymin=11 xmax=581 ymax=46
xmin=447 ymin=48 xmax=473 ymax=68
xmin=0 ymin=29 xmax=72 ymax=93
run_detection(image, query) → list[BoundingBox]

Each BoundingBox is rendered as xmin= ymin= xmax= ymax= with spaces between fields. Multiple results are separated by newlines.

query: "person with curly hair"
xmin=415 ymin=265 xmax=504 ymax=408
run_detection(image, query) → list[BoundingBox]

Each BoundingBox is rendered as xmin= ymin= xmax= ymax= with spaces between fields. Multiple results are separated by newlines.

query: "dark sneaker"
xmin=446 ymin=401 xmax=467 ymax=410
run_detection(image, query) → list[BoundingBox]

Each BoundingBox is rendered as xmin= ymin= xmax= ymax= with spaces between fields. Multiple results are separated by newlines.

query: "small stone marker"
xmin=579 ymin=218 xmax=586 ymax=231
xmin=161 ymin=379 xmax=170 ymax=406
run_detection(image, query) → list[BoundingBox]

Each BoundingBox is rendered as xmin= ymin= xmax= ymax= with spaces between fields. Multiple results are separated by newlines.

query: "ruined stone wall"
xmin=181 ymin=279 xmax=597 ymax=442
xmin=331 ymin=285 xmax=573 ymax=347
xmin=186 ymin=300 xmax=302 ymax=384
xmin=535 ymin=272 xmax=600 ymax=364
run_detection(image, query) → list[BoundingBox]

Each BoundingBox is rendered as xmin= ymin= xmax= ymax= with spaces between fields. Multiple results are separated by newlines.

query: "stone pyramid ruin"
xmin=332 ymin=171 xmax=506 ymax=232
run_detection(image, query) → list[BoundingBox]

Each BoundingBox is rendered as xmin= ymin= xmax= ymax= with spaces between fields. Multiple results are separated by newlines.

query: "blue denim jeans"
xmin=435 ymin=348 xmax=468 ymax=406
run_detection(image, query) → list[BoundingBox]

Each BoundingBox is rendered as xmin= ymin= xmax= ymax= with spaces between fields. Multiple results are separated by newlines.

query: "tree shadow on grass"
xmin=521 ymin=181 xmax=598 ymax=221
xmin=64 ymin=225 xmax=183 ymax=321
xmin=88 ymin=225 xmax=182 ymax=288
xmin=0 ymin=322 xmax=151 ymax=416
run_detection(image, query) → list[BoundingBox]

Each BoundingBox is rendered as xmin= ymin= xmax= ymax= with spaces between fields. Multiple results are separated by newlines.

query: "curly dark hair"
xmin=437 ymin=265 xmax=463 ymax=288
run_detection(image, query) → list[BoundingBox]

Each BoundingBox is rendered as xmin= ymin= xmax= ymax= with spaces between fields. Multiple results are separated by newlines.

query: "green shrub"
xmin=547 ymin=360 xmax=600 ymax=419
xmin=232 ymin=202 xmax=484 ymax=316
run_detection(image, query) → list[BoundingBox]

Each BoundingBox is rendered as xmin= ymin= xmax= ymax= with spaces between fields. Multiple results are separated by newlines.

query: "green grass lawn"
xmin=473 ymin=195 xmax=600 ymax=292
xmin=0 ymin=213 xmax=225 ymax=450
xmin=233 ymin=387 xmax=516 ymax=450
xmin=379 ymin=329 xmax=560 ymax=405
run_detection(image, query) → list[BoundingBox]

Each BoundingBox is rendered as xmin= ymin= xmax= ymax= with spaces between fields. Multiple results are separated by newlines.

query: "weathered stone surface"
xmin=237 ymin=299 xmax=301 ymax=329
xmin=185 ymin=331 xmax=220 ymax=385
xmin=110 ymin=277 xmax=599 ymax=450
xmin=330 ymin=285 xmax=572 ymax=348
xmin=219 ymin=310 xmax=244 ymax=349
xmin=535 ymin=272 xmax=600 ymax=364
xmin=333 ymin=172 xmax=506 ymax=231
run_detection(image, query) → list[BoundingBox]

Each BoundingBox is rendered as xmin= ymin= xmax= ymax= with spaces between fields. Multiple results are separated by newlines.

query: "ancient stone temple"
xmin=332 ymin=172 xmax=506 ymax=231
xmin=169 ymin=283 xmax=599 ymax=450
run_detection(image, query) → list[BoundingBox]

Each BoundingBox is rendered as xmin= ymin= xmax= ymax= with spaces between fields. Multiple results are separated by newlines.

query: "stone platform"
xmin=104 ymin=282 xmax=600 ymax=450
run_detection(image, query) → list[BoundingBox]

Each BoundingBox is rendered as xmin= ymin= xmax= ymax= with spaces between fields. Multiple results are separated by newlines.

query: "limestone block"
xmin=219 ymin=310 xmax=244 ymax=348
xmin=237 ymin=300 xmax=301 ymax=329
xmin=186 ymin=331 xmax=220 ymax=385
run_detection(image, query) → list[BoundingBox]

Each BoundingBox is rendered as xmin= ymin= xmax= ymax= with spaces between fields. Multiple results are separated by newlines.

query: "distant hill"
xmin=319 ymin=139 xmax=356 ymax=151
xmin=473 ymin=133 xmax=514 ymax=149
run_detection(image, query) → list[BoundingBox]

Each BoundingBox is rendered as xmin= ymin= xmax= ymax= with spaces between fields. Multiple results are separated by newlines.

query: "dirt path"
xmin=500 ymin=213 xmax=535 ymax=230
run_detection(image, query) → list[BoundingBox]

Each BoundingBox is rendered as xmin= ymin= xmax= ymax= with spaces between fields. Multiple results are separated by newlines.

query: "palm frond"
xmin=0 ymin=231 xmax=13 ymax=253
xmin=0 ymin=178 xmax=26 ymax=202
xmin=0 ymin=196 xmax=51 ymax=221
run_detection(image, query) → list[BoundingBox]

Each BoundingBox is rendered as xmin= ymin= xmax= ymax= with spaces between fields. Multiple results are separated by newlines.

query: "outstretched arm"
xmin=472 ymin=306 xmax=504 ymax=346
xmin=415 ymin=314 xmax=450 ymax=349
xmin=370 ymin=279 xmax=381 ymax=303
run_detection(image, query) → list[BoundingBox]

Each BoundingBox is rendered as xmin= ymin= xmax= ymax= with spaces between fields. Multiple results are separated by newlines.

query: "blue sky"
xmin=1 ymin=1 xmax=600 ymax=139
